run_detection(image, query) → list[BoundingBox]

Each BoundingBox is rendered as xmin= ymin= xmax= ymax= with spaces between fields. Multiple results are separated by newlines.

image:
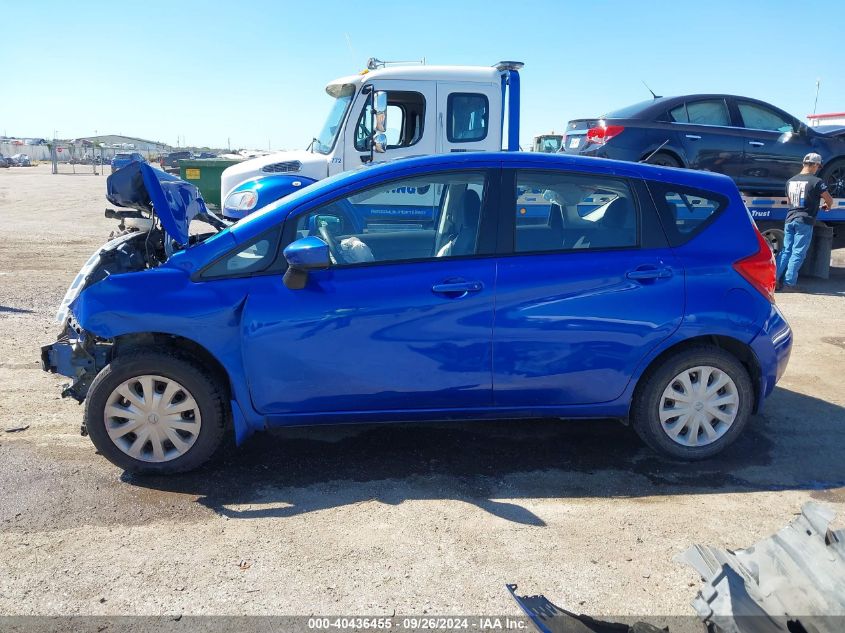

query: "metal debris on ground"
xmin=678 ymin=501 xmax=845 ymax=633
xmin=4 ymin=425 xmax=30 ymax=433
xmin=508 ymin=502 xmax=845 ymax=633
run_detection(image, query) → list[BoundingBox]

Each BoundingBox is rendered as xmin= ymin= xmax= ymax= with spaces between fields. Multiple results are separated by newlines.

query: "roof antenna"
xmin=813 ymin=78 xmax=821 ymax=115
xmin=642 ymin=80 xmax=661 ymax=99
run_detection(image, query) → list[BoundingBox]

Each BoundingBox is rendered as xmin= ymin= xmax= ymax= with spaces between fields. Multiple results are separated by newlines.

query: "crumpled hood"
xmin=220 ymin=149 xmax=328 ymax=203
xmin=107 ymin=162 xmax=207 ymax=245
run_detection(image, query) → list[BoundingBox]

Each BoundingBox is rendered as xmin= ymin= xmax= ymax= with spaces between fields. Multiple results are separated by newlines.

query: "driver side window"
xmin=354 ymin=90 xmax=426 ymax=151
xmin=294 ymin=172 xmax=487 ymax=266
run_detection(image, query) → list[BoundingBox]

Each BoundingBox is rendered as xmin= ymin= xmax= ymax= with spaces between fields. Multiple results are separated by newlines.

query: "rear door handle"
xmin=685 ymin=134 xmax=701 ymax=140
xmin=432 ymin=280 xmax=483 ymax=296
xmin=748 ymin=141 xmax=765 ymax=147
xmin=626 ymin=267 xmax=673 ymax=281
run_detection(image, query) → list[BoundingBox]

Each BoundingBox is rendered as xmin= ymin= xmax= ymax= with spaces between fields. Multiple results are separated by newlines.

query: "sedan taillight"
xmin=586 ymin=124 xmax=625 ymax=145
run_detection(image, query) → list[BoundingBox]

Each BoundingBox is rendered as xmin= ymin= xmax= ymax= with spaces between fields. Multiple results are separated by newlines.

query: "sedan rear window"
xmin=604 ymin=99 xmax=655 ymax=119
xmin=685 ymin=100 xmax=730 ymax=127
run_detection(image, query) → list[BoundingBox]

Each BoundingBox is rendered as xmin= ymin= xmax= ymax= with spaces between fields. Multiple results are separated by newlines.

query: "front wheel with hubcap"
xmin=85 ymin=352 xmax=227 ymax=474
xmin=631 ymin=347 xmax=753 ymax=460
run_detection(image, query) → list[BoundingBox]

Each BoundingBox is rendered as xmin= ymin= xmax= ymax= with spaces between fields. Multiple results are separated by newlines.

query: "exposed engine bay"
xmin=44 ymin=162 xmax=229 ymax=403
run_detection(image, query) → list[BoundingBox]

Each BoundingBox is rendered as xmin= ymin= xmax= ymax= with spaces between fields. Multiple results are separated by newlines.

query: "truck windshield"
xmin=313 ymin=84 xmax=356 ymax=154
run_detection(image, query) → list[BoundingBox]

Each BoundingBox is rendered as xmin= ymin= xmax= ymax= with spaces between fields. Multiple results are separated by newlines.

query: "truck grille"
xmin=261 ymin=161 xmax=301 ymax=173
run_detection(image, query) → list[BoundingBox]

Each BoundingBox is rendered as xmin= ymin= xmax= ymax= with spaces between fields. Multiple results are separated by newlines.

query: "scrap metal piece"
xmin=506 ymin=584 xmax=667 ymax=633
xmin=678 ymin=502 xmax=845 ymax=633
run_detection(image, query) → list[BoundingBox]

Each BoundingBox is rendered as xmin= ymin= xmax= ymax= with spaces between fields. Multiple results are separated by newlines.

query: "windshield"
xmin=313 ymin=84 xmax=356 ymax=155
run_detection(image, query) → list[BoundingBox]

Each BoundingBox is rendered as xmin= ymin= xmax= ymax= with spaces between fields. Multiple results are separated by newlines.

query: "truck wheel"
xmin=631 ymin=346 xmax=753 ymax=460
xmin=644 ymin=152 xmax=681 ymax=168
xmin=761 ymin=228 xmax=784 ymax=258
xmin=821 ymin=159 xmax=845 ymax=198
xmin=84 ymin=351 xmax=227 ymax=474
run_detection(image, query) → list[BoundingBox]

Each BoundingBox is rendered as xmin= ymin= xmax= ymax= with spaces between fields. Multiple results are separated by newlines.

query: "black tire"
xmin=821 ymin=158 xmax=845 ymax=198
xmin=631 ymin=346 xmax=753 ymax=460
xmin=761 ymin=227 xmax=784 ymax=258
xmin=84 ymin=351 xmax=227 ymax=474
xmin=644 ymin=152 xmax=681 ymax=168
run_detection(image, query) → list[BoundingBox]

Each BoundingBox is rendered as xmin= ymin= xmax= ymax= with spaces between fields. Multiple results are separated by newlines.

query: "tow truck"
xmin=219 ymin=58 xmax=523 ymax=220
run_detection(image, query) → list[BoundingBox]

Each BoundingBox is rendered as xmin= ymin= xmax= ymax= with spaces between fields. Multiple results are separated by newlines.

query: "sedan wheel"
xmin=105 ymin=375 xmax=202 ymax=463
xmin=658 ymin=366 xmax=738 ymax=447
xmin=823 ymin=160 xmax=845 ymax=198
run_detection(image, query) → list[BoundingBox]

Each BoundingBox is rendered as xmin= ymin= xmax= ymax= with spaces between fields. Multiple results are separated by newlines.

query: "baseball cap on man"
xmin=803 ymin=152 xmax=823 ymax=165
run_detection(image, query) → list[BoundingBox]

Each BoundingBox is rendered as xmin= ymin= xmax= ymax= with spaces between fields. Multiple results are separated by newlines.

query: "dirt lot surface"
xmin=1 ymin=164 xmax=844 ymax=618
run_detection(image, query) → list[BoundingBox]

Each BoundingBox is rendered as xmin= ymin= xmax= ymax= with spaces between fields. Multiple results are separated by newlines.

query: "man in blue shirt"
xmin=776 ymin=153 xmax=834 ymax=292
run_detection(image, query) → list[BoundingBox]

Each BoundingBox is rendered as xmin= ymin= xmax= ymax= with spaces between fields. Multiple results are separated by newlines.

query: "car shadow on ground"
xmin=124 ymin=386 xmax=845 ymax=526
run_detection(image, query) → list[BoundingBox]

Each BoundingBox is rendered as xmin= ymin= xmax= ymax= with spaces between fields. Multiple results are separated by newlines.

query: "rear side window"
xmin=647 ymin=181 xmax=727 ymax=246
xmin=513 ymin=171 xmax=638 ymax=253
xmin=685 ymin=100 xmax=731 ymax=126
xmin=447 ymin=93 xmax=488 ymax=142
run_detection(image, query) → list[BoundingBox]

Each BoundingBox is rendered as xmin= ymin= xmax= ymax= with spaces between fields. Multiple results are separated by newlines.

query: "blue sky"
xmin=4 ymin=0 xmax=843 ymax=149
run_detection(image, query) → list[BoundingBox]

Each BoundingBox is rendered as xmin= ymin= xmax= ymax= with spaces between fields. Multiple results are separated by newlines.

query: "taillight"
xmin=586 ymin=124 xmax=625 ymax=145
xmin=733 ymin=228 xmax=776 ymax=302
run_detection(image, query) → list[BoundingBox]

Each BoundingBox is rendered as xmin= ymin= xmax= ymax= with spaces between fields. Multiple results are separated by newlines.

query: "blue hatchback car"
xmin=42 ymin=153 xmax=792 ymax=473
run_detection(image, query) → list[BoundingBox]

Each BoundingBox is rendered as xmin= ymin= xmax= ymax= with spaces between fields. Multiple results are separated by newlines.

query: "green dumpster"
xmin=179 ymin=158 xmax=243 ymax=209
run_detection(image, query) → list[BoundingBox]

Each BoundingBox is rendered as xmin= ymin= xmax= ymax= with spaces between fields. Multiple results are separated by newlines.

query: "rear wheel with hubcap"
xmin=631 ymin=347 xmax=753 ymax=460
xmin=85 ymin=352 xmax=227 ymax=474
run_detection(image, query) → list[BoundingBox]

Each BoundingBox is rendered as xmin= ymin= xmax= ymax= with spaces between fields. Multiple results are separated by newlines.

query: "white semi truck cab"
xmin=220 ymin=59 xmax=523 ymax=218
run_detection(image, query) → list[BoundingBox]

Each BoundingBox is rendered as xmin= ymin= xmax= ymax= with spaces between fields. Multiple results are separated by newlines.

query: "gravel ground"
xmin=0 ymin=164 xmax=844 ymax=618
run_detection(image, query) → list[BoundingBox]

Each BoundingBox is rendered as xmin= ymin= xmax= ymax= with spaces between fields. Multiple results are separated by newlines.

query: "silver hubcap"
xmin=659 ymin=366 xmax=739 ymax=447
xmin=104 ymin=375 xmax=201 ymax=463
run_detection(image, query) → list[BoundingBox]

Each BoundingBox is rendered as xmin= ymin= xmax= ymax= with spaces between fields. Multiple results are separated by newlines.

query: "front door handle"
xmin=748 ymin=141 xmax=765 ymax=147
xmin=432 ymin=280 xmax=484 ymax=296
xmin=626 ymin=267 xmax=673 ymax=281
xmin=685 ymin=134 xmax=702 ymax=140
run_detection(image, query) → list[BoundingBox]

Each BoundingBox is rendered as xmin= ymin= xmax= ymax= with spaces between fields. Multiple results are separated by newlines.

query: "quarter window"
xmin=685 ymin=100 xmax=731 ymax=127
xmin=447 ymin=93 xmax=489 ymax=143
xmin=647 ymin=181 xmax=727 ymax=246
xmin=514 ymin=171 xmax=638 ymax=253
xmin=294 ymin=172 xmax=487 ymax=266
xmin=737 ymin=102 xmax=794 ymax=133
xmin=202 ymin=228 xmax=281 ymax=278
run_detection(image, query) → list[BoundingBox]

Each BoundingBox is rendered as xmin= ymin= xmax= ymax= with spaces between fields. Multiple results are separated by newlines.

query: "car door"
xmin=734 ymin=99 xmax=807 ymax=192
xmin=667 ymin=98 xmax=746 ymax=183
xmin=492 ymin=168 xmax=684 ymax=407
xmin=240 ymin=168 xmax=498 ymax=417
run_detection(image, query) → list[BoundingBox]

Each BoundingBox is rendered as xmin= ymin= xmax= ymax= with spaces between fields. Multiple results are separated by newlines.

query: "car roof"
xmin=227 ymin=152 xmax=737 ymax=243
xmin=605 ymin=94 xmax=798 ymax=119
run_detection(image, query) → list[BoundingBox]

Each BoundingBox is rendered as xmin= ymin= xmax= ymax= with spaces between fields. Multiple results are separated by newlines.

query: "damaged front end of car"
xmin=41 ymin=162 xmax=228 ymax=410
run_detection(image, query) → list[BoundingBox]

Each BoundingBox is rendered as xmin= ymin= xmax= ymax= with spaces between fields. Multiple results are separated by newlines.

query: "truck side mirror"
xmin=282 ymin=236 xmax=330 ymax=290
xmin=372 ymin=91 xmax=388 ymax=153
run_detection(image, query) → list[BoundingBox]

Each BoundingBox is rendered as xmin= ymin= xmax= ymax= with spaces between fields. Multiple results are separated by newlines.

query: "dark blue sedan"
xmin=564 ymin=94 xmax=845 ymax=197
xmin=42 ymin=153 xmax=791 ymax=473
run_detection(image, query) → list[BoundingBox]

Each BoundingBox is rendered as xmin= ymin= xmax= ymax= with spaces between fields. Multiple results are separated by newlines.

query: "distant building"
xmin=80 ymin=134 xmax=171 ymax=152
xmin=807 ymin=112 xmax=845 ymax=127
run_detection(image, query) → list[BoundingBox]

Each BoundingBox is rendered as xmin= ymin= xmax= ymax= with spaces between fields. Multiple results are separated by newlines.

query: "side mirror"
xmin=283 ymin=236 xmax=330 ymax=289
xmin=372 ymin=91 xmax=388 ymax=153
